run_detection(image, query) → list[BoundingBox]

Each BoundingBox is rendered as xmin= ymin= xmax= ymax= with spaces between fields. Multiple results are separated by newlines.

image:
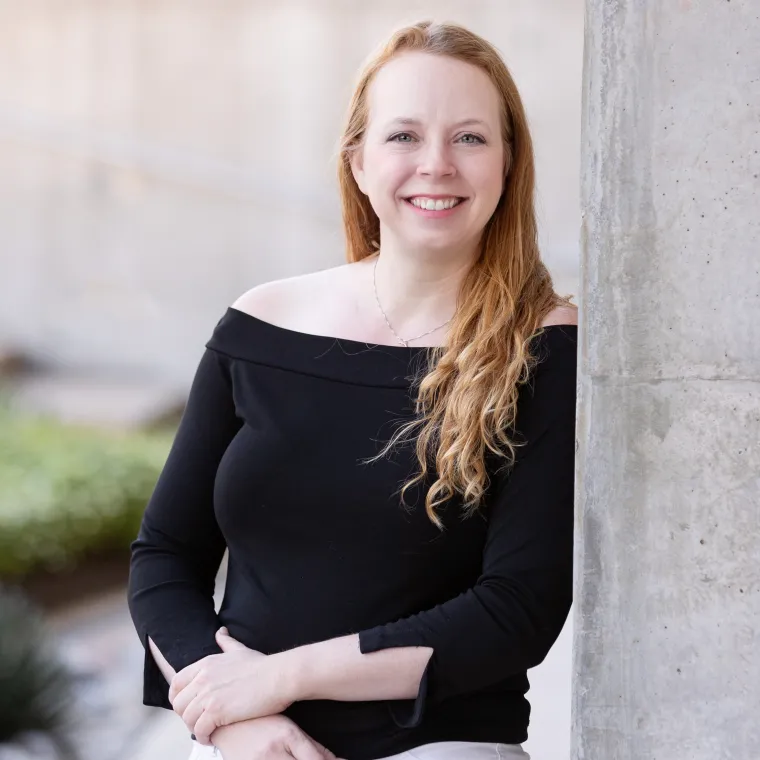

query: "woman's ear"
xmin=350 ymin=147 xmax=368 ymax=195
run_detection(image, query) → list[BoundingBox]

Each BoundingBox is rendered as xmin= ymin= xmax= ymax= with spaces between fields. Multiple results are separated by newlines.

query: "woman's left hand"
xmin=168 ymin=627 xmax=295 ymax=745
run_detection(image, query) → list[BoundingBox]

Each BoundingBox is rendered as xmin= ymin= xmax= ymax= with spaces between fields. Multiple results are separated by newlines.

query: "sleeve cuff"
xmin=141 ymin=632 xmax=173 ymax=710
xmin=385 ymin=658 xmax=431 ymax=728
xmin=140 ymin=632 xmax=221 ymax=711
xmin=359 ymin=627 xmax=435 ymax=729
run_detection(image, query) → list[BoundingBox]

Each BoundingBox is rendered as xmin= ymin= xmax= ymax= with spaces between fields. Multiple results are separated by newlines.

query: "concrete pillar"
xmin=574 ymin=2 xmax=759 ymax=759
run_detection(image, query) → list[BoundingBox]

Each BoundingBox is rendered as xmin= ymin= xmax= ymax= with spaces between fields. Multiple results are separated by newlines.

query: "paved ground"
xmin=0 ymin=586 xmax=164 ymax=760
xmin=49 ymin=588 xmax=166 ymax=760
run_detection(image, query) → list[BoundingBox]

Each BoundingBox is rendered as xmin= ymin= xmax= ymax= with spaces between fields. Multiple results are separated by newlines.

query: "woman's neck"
xmin=368 ymin=244 xmax=475 ymax=336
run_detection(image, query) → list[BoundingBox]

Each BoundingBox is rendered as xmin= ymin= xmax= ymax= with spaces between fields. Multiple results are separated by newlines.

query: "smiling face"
xmin=350 ymin=51 xmax=506 ymax=258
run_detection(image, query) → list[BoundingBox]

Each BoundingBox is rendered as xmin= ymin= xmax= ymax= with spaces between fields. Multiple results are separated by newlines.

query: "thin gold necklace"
xmin=372 ymin=255 xmax=453 ymax=347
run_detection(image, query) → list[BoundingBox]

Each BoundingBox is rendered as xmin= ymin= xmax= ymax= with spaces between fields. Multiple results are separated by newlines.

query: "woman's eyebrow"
xmin=384 ymin=117 xmax=490 ymax=130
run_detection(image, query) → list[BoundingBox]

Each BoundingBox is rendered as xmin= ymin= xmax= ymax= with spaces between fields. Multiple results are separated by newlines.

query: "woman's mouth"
xmin=403 ymin=196 xmax=468 ymax=216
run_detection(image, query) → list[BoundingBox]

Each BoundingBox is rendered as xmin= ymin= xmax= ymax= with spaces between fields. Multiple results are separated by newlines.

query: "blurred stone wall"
xmin=0 ymin=0 xmax=583 ymax=382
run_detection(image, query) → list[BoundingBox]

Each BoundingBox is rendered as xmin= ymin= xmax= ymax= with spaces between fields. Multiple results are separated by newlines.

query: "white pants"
xmin=377 ymin=742 xmax=530 ymax=759
xmin=189 ymin=739 xmax=530 ymax=759
xmin=188 ymin=741 xmax=220 ymax=759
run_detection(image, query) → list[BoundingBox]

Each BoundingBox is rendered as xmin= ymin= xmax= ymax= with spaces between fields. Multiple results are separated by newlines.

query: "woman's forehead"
xmin=366 ymin=52 xmax=502 ymax=128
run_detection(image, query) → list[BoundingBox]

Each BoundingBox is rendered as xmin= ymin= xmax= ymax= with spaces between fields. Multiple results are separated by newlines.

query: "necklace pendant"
xmin=401 ymin=339 xmax=409 ymax=347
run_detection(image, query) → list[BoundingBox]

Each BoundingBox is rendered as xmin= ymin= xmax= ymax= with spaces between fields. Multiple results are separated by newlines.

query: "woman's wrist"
xmin=269 ymin=634 xmax=431 ymax=704
xmin=210 ymin=715 xmax=292 ymax=753
xmin=270 ymin=644 xmax=316 ymax=703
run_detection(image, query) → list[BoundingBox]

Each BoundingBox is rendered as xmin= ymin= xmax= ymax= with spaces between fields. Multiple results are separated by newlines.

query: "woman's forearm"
xmin=277 ymin=634 xmax=433 ymax=703
xmin=148 ymin=635 xmax=177 ymax=684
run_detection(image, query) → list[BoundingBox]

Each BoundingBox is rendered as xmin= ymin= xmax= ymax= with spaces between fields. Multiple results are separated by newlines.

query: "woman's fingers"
xmin=309 ymin=740 xmax=337 ymax=760
xmin=311 ymin=740 xmax=337 ymax=760
xmin=285 ymin=731 xmax=336 ymax=760
xmin=207 ymin=715 xmax=338 ymax=760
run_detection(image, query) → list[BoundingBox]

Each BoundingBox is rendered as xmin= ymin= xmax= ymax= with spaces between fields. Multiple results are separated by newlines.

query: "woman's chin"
xmin=400 ymin=232 xmax=470 ymax=255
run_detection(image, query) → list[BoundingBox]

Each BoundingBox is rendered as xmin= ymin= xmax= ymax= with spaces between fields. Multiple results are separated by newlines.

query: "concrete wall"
xmin=575 ymin=1 xmax=759 ymax=757
xmin=0 ymin=0 xmax=583 ymax=382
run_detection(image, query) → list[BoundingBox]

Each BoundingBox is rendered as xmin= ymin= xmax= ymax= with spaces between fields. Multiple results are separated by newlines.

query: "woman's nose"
xmin=416 ymin=142 xmax=456 ymax=178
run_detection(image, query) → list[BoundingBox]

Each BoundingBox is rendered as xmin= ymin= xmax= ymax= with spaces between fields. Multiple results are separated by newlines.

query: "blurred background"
xmin=0 ymin=2 xmax=583 ymax=759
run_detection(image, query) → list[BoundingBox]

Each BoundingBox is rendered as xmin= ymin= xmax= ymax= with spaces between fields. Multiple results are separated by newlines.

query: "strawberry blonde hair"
xmin=337 ymin=20 xmax=573 ymax=527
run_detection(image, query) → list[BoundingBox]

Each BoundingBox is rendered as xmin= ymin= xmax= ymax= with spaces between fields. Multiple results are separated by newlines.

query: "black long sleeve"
xmin=358 ymin=325 xmax=576 ymax=726
xmin=127 ymin=307 xmax=577 ymax=760
xmin=128 ymin=347 xmax=242 ymax=708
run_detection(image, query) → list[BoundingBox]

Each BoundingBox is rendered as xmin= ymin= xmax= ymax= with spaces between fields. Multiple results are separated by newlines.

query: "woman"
xmin=128 ymin=19 xmax=578 ymax=760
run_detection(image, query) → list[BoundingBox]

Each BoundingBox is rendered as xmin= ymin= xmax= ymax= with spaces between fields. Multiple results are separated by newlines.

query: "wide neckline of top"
xmin=206 ymin=306 xmax=578 ymax=389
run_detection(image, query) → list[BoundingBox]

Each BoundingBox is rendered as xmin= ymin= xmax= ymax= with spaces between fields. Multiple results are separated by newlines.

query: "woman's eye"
xmin=458 ymin=133 xmax=486 ymax=144
xmin=387 ymin=132 xmax=485 ymax=144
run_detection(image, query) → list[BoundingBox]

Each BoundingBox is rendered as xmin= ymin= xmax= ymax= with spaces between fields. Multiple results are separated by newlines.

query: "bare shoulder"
xmin=540 ymin=303 xmax=578 ymax=327
xmin=231 ymin=277 xmax=300 ymax=324
xmin=231 ymin=262 xmax=356 ymax=329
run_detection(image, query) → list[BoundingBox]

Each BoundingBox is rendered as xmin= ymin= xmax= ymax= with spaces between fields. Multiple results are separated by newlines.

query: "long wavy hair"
xmin=337 ymin=20 xmax=573 ymax=528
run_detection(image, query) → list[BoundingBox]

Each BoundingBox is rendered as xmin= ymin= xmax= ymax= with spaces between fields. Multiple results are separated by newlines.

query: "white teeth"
xmin=410 ymin=197 xmax=461 ymax=210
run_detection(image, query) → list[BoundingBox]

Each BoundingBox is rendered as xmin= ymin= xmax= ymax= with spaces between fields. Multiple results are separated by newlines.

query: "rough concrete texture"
xmin=575 ymin=1 xmax=759 ymax=758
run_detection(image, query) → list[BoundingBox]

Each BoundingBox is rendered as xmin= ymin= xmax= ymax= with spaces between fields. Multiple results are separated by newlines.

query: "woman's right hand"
xmin=209 ymin=714 xmax=340 ymax=760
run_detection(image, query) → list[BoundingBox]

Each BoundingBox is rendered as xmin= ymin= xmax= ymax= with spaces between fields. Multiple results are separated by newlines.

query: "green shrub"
xmin=0 ymin=584 xmax=80 ymax=759
xmin=0 ymin=402 xmax=174 ymax=579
